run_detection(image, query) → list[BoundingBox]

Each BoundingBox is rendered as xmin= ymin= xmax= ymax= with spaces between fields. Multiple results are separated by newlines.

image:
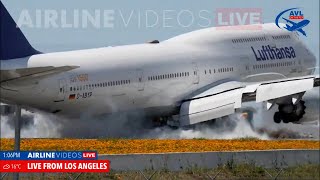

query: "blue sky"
xmin=2 ymin=0 xmax=319 ymax=66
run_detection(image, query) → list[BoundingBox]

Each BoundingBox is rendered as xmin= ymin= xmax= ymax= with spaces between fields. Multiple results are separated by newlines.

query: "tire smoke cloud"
xmin=1 ymin=88 xmax=318 ymax=139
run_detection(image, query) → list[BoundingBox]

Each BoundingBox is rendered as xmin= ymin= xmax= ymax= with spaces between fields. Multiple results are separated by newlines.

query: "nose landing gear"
xmin=273 ymin=100 xmax=306 ymax=124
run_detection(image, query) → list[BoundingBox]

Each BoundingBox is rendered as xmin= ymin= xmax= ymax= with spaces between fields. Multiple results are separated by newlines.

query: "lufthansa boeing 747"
xmin=1 ymin=2 xmax=319 ymax=127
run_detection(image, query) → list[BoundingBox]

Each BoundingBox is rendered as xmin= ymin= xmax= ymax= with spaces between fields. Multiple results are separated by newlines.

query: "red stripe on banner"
xmin=0 ymin=160 xmax=110 ymax=173
xmin=289 ymin=16 xmax=304 ymax=20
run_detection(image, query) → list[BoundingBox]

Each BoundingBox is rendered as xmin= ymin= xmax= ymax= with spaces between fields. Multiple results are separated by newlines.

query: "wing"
xmin=0 ymin=66 xmax=79 ymax=87
xmin=282 ymin=17 xmax=296 ymax=25
xmin=173 ymin=76 xmax=319 ymax=126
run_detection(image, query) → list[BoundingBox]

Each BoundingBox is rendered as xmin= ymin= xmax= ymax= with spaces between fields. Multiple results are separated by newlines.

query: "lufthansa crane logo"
xmin=275 ymin=8 xmax=310 ymax=36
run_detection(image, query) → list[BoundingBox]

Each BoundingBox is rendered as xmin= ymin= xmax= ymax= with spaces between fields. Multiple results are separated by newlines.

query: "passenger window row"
xmin=272 ymin=35 xmax=291 ymax=40
xmin=204 ymin=67 xmax=234 ymax=74
xmin=204 ymin=69 xmax=214 ymax=74
xmin=253 ymin=61 xmax=295 ymax=69
xmin=217 ymin=67 xmax=234 ymax=73
xmin=148 ymin=72 xmax=190 ymax=81
xmin=70 ymin=80 xmax=131 ymax=91
xmin=232 ymin=37 xmax=267 ymax=43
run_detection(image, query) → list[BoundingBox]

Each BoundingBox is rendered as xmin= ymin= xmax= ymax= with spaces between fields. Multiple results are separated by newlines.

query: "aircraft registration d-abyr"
xmin=0 ymin=2 xmax=319 ymax=128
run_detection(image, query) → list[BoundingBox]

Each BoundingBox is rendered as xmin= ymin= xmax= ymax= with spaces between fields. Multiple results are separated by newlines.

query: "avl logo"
xmin=289 ymin=10 xmax=304 ymax=20
xmin=215 ymin=8 xmax=262 ymax=30
xmin=275 ymin=8 xmax=310 ymax=36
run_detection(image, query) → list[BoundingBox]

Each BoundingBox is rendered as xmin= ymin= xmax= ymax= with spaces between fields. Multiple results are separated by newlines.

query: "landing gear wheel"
xmin=273 ymin=112 xmax=281 ymax=123
xmin=276 ymin=100 xmax=306 ymax=124
xmin=282 ymin=114 xmax=290 ymax=123
xmin=295 ymin=100 xmax=306 ymax=119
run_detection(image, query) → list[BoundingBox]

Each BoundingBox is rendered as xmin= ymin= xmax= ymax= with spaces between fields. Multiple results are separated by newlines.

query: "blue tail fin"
xmin=0 ymin=2 xmax=41 ymax=60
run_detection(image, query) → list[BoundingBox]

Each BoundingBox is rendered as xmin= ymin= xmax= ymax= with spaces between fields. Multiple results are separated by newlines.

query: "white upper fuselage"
xmin=1 ymin=23 xmax=317 ymax=117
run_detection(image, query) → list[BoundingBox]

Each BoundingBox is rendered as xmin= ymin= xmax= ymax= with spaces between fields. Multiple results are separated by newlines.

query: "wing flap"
xmin=256 ymin=77 xmax=314 ymax=102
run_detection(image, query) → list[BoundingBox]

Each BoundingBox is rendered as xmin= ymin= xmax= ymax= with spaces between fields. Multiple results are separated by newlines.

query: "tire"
xmin=294 ymin=100 xmax=306 ymax=120
xmin=273 ymin=112 xmax=282 ymax=123
xmin=277 ymin=100 xmax=306 ymax=124
xmin=278 ymin=103 xmax=294 ymax=113
xmin=282 ymin=114 xmax=290 ymax=123
xmin=282 ymin=119 xmax=289 ymax=123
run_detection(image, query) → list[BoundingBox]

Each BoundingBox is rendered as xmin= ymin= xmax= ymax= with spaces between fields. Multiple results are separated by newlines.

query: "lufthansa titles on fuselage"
xmin=251 ymin=45 xmax=296 ymax=61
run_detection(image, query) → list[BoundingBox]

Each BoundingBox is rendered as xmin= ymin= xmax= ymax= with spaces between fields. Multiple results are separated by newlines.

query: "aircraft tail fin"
xmin=0 ymin=2 xmax=41 ymax=60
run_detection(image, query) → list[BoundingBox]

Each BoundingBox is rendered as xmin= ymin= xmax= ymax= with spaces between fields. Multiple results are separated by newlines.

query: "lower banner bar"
xmin=0 ymin=160 xmax=110 ymax=173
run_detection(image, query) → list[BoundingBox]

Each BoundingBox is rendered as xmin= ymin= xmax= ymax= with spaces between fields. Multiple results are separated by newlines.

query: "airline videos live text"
xmin=0 ymin=151 xmax=110 ymax=173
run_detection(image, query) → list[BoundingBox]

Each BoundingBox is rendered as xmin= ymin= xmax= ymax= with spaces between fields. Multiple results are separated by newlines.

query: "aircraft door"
xmin=136 ymin=69 xmax=145 ymax=91
xmin=297 ymin=59 xmax=303 ymax=73
xmin=56 ymin=78 xmax=67 ymax=102
xmin=240 ymin=56 xmax=251 ymax=76
xmin=245 ymin=64 xmax=251 ymax=74
xmin=192 ymin=62 xmax=199 ymax=84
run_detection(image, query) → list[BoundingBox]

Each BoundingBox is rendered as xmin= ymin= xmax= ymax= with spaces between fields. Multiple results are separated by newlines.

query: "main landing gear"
xmin=273 ymin=100 xmax=306 ymax=124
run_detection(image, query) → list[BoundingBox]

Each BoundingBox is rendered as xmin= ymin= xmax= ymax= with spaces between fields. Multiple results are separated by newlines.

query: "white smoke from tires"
xmin=0 ymin=109 xmax=267 ymax=139
xmin=1 ymin=88 xmax=318 ymax=139
xmin=0 ymin=110 xmax=61 ymax=138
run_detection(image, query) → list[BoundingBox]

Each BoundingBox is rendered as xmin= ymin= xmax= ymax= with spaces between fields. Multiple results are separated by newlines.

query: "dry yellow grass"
xmin=0 ymin=139 xmax=319 ymax=154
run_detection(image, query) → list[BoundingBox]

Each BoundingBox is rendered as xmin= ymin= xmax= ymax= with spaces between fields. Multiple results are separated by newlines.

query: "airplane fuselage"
xmin=287 ymin=20 xmax=310 ymax=31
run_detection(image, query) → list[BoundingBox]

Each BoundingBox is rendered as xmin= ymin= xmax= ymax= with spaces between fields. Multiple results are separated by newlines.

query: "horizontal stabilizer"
xmin=0 ymin=66 xmax=79 ymax=86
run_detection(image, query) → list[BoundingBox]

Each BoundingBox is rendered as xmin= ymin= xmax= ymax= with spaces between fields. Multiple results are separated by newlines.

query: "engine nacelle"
xmin=173 ymin=88 xmax=243 ymax=126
